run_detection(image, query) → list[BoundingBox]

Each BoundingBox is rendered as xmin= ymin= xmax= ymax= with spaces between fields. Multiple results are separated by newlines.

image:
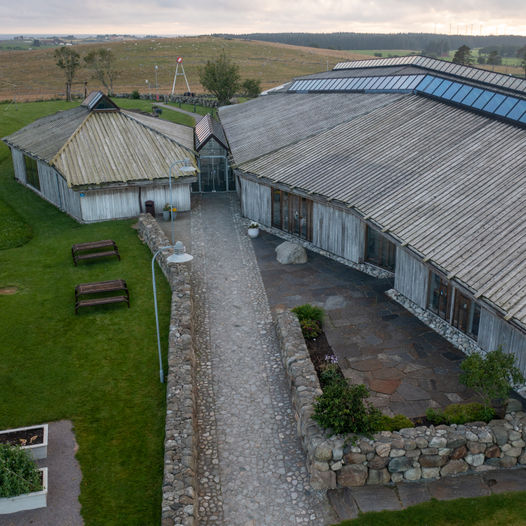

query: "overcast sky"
xmin=1 ymin=0 xmax=526 ymax=36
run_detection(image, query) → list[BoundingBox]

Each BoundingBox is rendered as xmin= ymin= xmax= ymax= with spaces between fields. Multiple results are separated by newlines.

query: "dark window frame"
xmin=24 ymin=155 xmax=40 ymax=191
xmin=364 ymin=225 xmax=396 ymax=271
xmin=271 ymin=188 xmax=313 ymax=242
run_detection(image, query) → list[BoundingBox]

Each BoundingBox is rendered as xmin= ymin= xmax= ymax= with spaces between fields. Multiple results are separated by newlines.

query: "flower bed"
xmin=0 ymin=424 xmax=48 ymax=460
xmin=275 ymin=310 xmax=526 ymax=489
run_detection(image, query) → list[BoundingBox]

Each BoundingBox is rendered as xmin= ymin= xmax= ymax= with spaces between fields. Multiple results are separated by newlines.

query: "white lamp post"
xmin=152 ymin=159 xmax=196 ymax=383
xmin=152 ymin=241 xmax=193 ymax=383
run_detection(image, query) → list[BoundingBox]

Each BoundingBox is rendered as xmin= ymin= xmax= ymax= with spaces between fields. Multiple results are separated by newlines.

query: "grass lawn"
xmin=112 ymin=97 xmax=196 ymax=127
xmin=334 ymin=491 xmax=526 ymax=526
xmin=0 ymin=101 xmax=172 ymax=524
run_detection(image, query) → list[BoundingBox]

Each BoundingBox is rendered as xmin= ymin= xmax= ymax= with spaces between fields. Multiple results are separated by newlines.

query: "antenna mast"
xmin=171 ymin=56 xmax=191 ymax=95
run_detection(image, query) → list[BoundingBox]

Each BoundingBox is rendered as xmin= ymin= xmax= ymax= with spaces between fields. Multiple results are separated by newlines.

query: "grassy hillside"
xmin=0 ymin=36 xmax=370 ymax=101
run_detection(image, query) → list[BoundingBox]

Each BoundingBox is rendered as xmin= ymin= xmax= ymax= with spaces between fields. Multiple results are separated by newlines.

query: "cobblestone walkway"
xmin=191 ymin=194 xmax=335 ymax=526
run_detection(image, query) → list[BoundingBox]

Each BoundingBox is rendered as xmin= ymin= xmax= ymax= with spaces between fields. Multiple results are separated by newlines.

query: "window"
xmin=24 ymin=155 xmax=40 ymax=190
xmin=271 ymin=188 xmax=312 ymax=241
xmin=364 ymin=226 xmax=396 ymax=271
xmin=428 ymin=272 xmax=481 ymax=340
xmin=428 ymin=272 xmax=451 ymax=321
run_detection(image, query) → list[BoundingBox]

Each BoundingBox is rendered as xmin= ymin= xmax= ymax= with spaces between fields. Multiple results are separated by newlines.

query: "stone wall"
xmin=275 ymin=310 xmax=526 ymax=489
xmin=137 ymin=214 xmax=198 ymax=526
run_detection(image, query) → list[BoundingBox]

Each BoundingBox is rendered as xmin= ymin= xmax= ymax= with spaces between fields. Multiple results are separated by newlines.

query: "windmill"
xmin=171 ymin=56 xmax=191 ymax=95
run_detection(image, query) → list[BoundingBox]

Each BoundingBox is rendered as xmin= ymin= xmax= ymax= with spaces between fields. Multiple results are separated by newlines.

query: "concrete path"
xmin=153 ymin=102 xmax=204 ymax=122
xmin=2 ymin=420 xmax=83 ymax=526
xmin=189 ymin=194 xmax=335 ymax=525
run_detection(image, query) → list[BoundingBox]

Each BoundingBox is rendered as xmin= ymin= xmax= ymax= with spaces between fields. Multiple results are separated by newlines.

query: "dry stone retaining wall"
xmin=138 ymin=214 xmax=198 ymax=526
xmin=275 ymin=310 xmax=526 ymax=489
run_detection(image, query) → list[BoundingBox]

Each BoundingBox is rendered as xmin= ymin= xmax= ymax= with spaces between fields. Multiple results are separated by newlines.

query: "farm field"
xmin=0 ymin=36 xmax=370 ymax=102
xmin=0 ymin=100 xmax=172 ymax=524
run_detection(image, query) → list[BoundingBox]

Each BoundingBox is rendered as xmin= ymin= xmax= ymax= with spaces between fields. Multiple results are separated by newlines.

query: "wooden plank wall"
xmin=312 ymin=202 xmax=364 ymax=264
xmin=37 ymin=163 xmax=82 ymax=220
xmin=478 ymin=309 xmax=526 ymax=375
xmin=80 ymin=183 xmax=191 ymax=222
xmin=11 ymin=148 xmax=26 ymax=183
xmin=240 ymin=178 xmax=271 ymax=226
xmin=394 ymin=247 xmax=429 ymax=309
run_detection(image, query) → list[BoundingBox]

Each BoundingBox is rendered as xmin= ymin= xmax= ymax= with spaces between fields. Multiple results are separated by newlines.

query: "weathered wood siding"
xmin=11 ymin=148 xmax=26 ymax=183
xmin=80 ymin=183 xmax=191 ymax=222
xmin=312 ymin=202 xmax=364 ymax=264
xmin=394 ymin=247 xmax=429 ymax=308
xmin=240 ymin=178 xmax=271 ymax=226
xmin=37 ymin=162 xmax=82 ymax=219
xmin=478 ymin=309 xmax=526 ymax=375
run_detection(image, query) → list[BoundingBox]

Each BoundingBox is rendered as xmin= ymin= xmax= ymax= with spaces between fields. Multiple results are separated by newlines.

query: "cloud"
xmin=1 ymin=0 xmax=526 ymax=35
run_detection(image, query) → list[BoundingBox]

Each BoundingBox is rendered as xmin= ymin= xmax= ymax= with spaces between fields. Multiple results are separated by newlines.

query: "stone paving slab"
xmin=329 ymin=468 xmax=526 ymax=521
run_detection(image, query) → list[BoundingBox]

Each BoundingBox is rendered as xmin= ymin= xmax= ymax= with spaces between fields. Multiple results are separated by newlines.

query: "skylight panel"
xmin=421 ymin=76 xmax=444 ymax=94
xmin=451 ymin=84 xmax=473 ymax=103
xmin=375 ymin=76 xmax=393 ymax=89
xmin=432 ymin=79 xmax=453 ymax=97
xmin=353 ymin=77 xmax=369 ymax=89
xmin=494 ymin=97 xmax=519 ymax=116
xmin=441 ymin=81 xmax=463 ymax=100
xmin=461 ymin=87 xmax=484 ymax=106
xmin=361 ymin=77 xmax=378 ymax=90
xmin=482 ymin=93 xmax=506 ymax=113
xmin=368 ymin=77 xmax=385 ymax=89
xmin=415 ymin=75 xmax=435 ymax=92
xmin=471 ymin=90 xmax=494 ymax=110
xmin=507 ymin=99 xmax=526 ymax=120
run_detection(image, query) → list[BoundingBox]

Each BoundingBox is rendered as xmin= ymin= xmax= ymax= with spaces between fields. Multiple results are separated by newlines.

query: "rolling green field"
xmin=0 ymin=100 xmax=172 ymax=524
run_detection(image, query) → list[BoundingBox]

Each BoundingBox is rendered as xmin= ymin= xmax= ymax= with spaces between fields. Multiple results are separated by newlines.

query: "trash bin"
xmin=145 ymin=200 xmax=155 ymax=217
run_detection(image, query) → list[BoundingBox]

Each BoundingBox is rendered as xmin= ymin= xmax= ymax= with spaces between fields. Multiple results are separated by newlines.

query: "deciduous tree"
xmin=84 ymin=48 xmax=119 ymax=96
xmin=55 ymin=46 xmax=80 ymax=102
xmin=241 ymin=78 xmax=261 ymax=98
xmin=199 ymin=51 xmax=240 ymax=106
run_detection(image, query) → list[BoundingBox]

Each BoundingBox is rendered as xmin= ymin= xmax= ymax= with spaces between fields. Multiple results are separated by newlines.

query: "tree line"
xmin=215 ymin=32 xmax=526 ymax=54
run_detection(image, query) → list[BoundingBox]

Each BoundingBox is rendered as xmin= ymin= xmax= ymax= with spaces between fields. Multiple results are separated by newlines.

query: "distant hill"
xmin=215 ymin=32 xmax=526 ymax=53
xmin=0 ymin=36 xmax=371 ymax=102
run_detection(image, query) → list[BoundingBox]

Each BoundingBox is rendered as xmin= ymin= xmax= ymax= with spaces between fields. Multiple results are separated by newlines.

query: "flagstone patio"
xmin=252 ymin=231 xmax=477 ymax=418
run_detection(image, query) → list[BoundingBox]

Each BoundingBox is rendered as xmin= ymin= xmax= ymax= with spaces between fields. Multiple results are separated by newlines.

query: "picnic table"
xmin=75 ymin=279 xmax=129 ymax=314
xmin=72 ymin=240 xmax=120 ymax=266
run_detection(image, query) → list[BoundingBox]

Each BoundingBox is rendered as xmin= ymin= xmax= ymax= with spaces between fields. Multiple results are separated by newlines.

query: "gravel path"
xmin=191 ymin=194 xmax=335 ymax=526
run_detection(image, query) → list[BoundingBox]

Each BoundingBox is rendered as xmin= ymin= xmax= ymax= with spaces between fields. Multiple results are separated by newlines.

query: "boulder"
xmin=337 ymin=464 xmax=368 ymax=487
xmin=367 ymin=468 xmax=391 ymax=485
xmin=276 ymin=242 xmax=307 ymax=264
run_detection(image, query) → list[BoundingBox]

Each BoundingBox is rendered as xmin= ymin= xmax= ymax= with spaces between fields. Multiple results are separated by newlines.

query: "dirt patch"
xmin=0 ymin=427 xmax=44 ymax=446
xmin=0 ymin=286 xmax=18 ymax=295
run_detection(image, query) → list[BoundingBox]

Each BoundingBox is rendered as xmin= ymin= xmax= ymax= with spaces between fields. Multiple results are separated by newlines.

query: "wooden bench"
xmin=75 ymin=279 xmax=129 ymax=314
xmin=72 ymin=240 xmax=120 ymax=266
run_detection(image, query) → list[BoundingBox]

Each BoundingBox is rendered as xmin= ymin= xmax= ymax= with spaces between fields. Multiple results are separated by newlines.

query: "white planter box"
xmin=0 ymin=467 xmax=47 ymax=514
xmin=0 ymin=424 xmax=48 ymax=460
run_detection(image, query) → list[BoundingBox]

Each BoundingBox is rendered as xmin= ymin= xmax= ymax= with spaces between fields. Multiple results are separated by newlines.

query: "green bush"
xmin=291 ymin=304 xmax=324 ymax=325
xmin=426 ymin=402 xmax=495 ymax=425
xmin=377 ymin=414 xmax=414 ymax=431
xmin=299 ymin=318 xmax=322 ymax=339
xmin=312 ymin=378 xmax=382 ymax=435
xmin=460 ymin=347 xmax=524 ymax=411
xmin=0 ymin=445 xmax=42 ymax=497
xmin=130 ymin=90 xmax=140 ymax=99
xmin=319 ymin=363 xmax=344 ymax=388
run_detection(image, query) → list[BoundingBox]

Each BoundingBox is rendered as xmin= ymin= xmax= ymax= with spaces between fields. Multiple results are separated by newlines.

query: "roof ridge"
xmin=122 ymin=110 xmax=196 ymax=155
xmin=49 ymin=110 xmax=92 ymax=166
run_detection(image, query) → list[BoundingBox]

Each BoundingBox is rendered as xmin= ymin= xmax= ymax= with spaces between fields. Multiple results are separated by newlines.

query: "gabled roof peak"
xmin=81 ymin=91 xmax=119 ymax=111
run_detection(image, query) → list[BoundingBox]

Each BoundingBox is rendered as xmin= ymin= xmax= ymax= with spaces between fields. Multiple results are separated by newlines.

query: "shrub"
xmin=426 ymin=402 xmax=495 ymax=425
xmin=377 ymin=414 xmax=414 ymax=431
xmin=131 ymin=90 xmax=140 ymax=99
xmin=0 ymin=445 xmax=43 ymax=498
xmin=291 ymin=304 xmax=324 ymax=325
xmin=319 ymin=363 xmax=343 ymax=387
xmin=460 ymin=347 xmax=524 ymax=411
xmin=299 ymin=318 xmax=322 ymax=340
xmin=312 ymin=378 xmax=382 ymax=435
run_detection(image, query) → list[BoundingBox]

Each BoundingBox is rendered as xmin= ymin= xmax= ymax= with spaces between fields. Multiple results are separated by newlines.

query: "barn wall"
xmin=394 ymin=247 xmax=429 ymax=309
xmin=80 ymin=183 xmax=191 ymax=222
xmin=478 ymin=309 xmax=526 ymax=376
xmin=240 ymin=178 xmax=271 ymax=226
xmin=312 ymin=202 xmax=364 ymax=264
xmin=37 ymin=162 xmax=82 ymax=220
xmin=11 ymin=148 xmax=26 ymax=183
